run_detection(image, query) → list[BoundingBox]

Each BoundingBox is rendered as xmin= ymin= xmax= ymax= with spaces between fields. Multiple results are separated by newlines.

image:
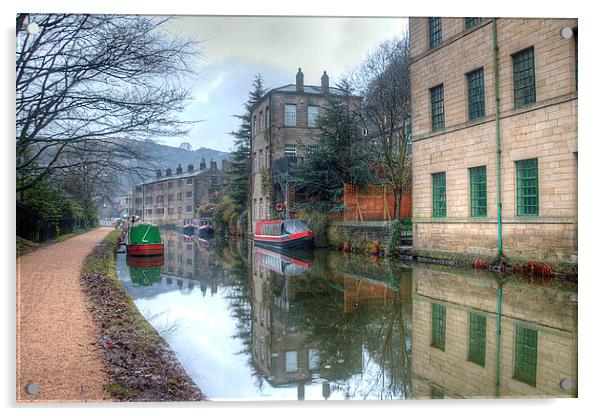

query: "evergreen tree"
xmin=227 ymin=74 xmax=266 ymax=209
xmin=288 ymin=86 xmax=374 ymax=213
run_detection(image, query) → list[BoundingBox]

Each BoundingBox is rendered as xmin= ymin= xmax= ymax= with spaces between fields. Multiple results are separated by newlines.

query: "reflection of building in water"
xmin=161 ymin=231 xmax=229 ymax=296
xmin=411 ymin=264 xmax=577 ymax=399
xmin=250 ymin=247 xmax=411 ymax=399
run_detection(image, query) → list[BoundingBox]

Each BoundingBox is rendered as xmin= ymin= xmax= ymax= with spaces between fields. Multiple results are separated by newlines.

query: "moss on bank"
xmin=80 ymin=229 xmax=206 ymax=402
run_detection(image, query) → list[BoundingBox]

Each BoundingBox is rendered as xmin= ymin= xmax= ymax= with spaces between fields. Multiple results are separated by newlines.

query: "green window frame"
xmin=516 ymin=158 xmax=539 ymax=216
xmin=468 ymin=312 xmax=487 ymax=366
xmin=513 ymin=47 xmax=536 ymax=108
xmin=469 ymin=166 xmax=487 ymax=217
xmin=467 ymin=68 xmax=485 ymax=120
xmin=431 ymin=303 xmax=446 ymax=350
xmin=514 ymin=325 xmax=538 ymax=387
xmin=429 ymin=17 xmax=442 ymax=48
xmin=430 ymin=84 xmax=445 ymax=131
xmin=432 ymin=172 xmax=446 ymax=218
xmin=465 ymin=17 xmax=482 ymax=29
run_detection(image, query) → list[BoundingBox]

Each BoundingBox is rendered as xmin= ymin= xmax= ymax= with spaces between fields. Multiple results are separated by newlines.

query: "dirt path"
xmin=16 ymin=227 xmax=113 ymax=403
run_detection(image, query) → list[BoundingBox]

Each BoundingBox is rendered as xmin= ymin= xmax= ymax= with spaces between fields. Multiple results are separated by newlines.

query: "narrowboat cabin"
xmin=126 ymin=222 xmax=164 ymax=256
xmin=253 ymin=220 xmax=314 ymax=250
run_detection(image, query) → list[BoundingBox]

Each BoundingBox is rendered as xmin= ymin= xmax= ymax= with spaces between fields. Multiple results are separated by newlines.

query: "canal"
xmin=116 ymin=229 xmax=577 ymax=400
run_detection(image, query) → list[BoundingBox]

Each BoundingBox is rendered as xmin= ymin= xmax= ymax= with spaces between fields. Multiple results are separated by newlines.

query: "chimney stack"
xmin=176 ymin=163 xmax=183 ymax=174
xmin=166 ymin=168 xmax=172 ymax=176
xmin=296 ymin=68 xmax=304 ymax=92
xmin=321 ymin=71 xmax=329 ymax=94
xmin=187 ymin=163 xmax=194 ymax=173
xmin=200 ymin=158 xmax=206 ymax=170
xmin=156 ymin=169 xmax=163 ymax=178
xmin=210 ymin=159 xmax=217 ymax=171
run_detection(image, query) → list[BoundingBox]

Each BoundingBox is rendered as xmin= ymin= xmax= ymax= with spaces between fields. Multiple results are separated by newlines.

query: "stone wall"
xmin=409 ymin=17 xmax=578 ymax=273
xmin=327 ymin=221 xmax=392 ymax=254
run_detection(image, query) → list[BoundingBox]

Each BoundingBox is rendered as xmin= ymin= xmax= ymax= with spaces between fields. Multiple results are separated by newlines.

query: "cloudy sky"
xmin=160 ymin=16 xmax=407 ymax=152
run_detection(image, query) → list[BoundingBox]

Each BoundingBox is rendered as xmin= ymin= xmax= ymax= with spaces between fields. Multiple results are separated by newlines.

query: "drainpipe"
xmin=493 ymin=18 xmax=503 ymax=259
xmin=495 ymin=278 xmax=504 ymax=397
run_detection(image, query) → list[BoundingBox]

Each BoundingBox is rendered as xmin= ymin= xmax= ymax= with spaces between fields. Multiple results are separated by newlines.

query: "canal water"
xmin=116 ymin=229 xmax=577 ymax=401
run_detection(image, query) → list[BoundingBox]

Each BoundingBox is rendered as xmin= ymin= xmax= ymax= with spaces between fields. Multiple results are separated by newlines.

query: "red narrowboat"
xmin=253 ymin=220 xmax=314 ymax=250
xmin=126 ymin=222 xmax=164 ymax=256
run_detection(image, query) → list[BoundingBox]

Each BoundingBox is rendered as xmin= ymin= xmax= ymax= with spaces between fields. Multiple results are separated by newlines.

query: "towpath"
xmin=16 ymin=227 xmax=113 ymax=402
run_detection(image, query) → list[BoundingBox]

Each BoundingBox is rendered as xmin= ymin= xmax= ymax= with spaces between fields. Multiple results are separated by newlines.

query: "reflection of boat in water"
xmin=127 ymin=255 xmax=164 ymax=286
xmin=126 ymin=223 xmax=164 ymax=256
xmin=253 ymin=220 xmax=314 ymax=250
xmin=197 ymin=219 xmax=214 ymax=238
xmin=255 ymin=246 xmax=312 ymax=277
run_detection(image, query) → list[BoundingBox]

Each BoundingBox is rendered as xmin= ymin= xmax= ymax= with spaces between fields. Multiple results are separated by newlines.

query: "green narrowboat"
xmin=126 ymin=222 xmax=164 ymax=256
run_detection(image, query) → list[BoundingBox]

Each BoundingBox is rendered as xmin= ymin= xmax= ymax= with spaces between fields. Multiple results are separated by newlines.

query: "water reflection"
xmin=115 ymin=229 xmax=577 ymax=400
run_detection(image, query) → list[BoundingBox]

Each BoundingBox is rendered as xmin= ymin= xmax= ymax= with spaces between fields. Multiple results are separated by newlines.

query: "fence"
xmin=16 ymin=202 xmax=82 ymax=242
xmin=337 ymin=183 xmax=411 ymax=222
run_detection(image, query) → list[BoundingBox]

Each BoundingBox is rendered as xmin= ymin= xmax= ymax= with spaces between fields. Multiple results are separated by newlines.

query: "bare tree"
xmin=16 ymin=14 xmax=200 ymax=193
xmin=352 ymin=36 xmax=412 ymax=220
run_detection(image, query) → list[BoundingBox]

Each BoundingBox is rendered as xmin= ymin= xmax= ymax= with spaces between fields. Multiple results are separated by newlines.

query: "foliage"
xmin=288 ymin=88 xmax=375 ymax=213
xmin=226 ymin=74 xmax=267 ymax=210
xmin=297 ymin=211 xmax=330 ymax=248
xmin=213 ymin=197 xmax=245 ymax=237
xmin=16 ymin=14 xmax=199 ymax=193
xmin=388 ymin=220 xmax=403 ymax=250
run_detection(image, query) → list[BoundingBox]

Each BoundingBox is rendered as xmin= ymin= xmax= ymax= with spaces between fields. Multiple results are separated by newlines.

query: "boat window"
xmin=283 ymin=220 xmax=310 ymax=235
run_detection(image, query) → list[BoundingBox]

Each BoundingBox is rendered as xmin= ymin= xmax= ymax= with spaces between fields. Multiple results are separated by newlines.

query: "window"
xmin=432 ymin=172 xmax=446 ymax=218
xmin=265 ymin=106 xmax=270 ymax=129
xmin=168 ymin=181 xmax=174 ymax=189
xmin=308 ymin=144 xmax=318 ymax=154
xmin=513 ymin=47 xmax=536 ymax=108
xmin=186 ymin=191 xmax=192 ymax=198
xmin=135 ymin=197 xmax=142 ymax=204
xmin=468 ymin=312 xmax=486 ymax=366
xmin=135 ymin=186 xmax=142 ymax=193
xmin=362 ymin=127 xmax=369 ymax=136
xmin=259 ymin=111 xmax=263 ymax=131
xmin=308 ymin=349 xmax=320 ymax=371
xmin=431 ymin=303 xmax=446 ymax=350
xmin=186 ymin=177 xmax=193 ymax=185
xmin=469 ymin=166 xmax=487 ymax=217
xmin=465 ymin=17 xmax=482 ymax=29
xmin=429 ymin=17 xmax=442 ymax=48
xmin=177 ymin=193 xmax=183 ymax=200
xmin=259 ymin=149 xmax=263 ymax=169
xmin=467 ymin=68 xmax=485 ymax=120
xmin=284 ymin=104 xmax=297 ymax=126
xmin=167 ymin=194 xmax=174 ymax=201
xmin=156 ymin=195 xmax=164 ymax=204
xmin=284 ymin=144 xmax=297 ymax=158
xmin=430 ymin=84 xmax=445 ymax=131
xmin=265 ymin=146 xmax=270 ymax=168
xmin=168 ymin=208 xmax=175 ymax=214
xmin=514 ymin=325 xmax=538 ymax=386
xmin=177 ymin=179 xmax=183 ymax=187
xmin=156 ymin=208 xmax=164 ymax=215
xmin=177 ymin=207 xmax=183 ymax=214
xmin=308 ymin=106 xmax=319 ymax=127
xmin=146 ymin=196 xmax=153 ymax=204
xmin=253 ymin=115 xmax=257 ymax=134
xmin=285 ymin=351 xmax=298 ymax=372
xmin=186 ymin=206 xmax=192 ymax=213
xmin=146 ymin=208 xmax=153 ymax=215
xmin=516 ymin=158 xmax=538 ymax=216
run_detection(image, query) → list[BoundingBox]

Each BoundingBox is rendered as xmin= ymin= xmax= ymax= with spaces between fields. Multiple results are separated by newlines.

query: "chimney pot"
xmin=166 ymin=168 xmax=172 ymax=176
xmin=187 ymin=164 xmax=194 ymax=172
xmin=176 ymin=163 xmax=183 ymax=174
xmin=156 ymin=169 xmax=163 ymax=178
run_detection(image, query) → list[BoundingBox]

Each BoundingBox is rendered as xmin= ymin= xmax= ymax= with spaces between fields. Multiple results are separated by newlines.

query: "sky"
xmin=160 ymin=16 xmax=407 ymax=153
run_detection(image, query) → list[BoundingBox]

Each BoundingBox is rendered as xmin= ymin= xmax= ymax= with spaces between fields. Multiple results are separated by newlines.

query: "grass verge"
xmin=17 ymin=228 xmax=92 ymax=257
xmin=80 ymin=229 xmax=206 ymax=402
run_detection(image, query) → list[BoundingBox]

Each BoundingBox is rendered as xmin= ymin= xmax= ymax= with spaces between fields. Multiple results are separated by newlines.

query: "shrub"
xmin=297 ymin=211 xmax=330 ymax=248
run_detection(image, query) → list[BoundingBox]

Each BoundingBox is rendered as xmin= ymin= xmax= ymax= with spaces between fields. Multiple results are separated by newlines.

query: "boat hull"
xmin=126 ymin=243 xmax=164 ymax=257
xmin=253 ymin=234 xmax=314 ymax=250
